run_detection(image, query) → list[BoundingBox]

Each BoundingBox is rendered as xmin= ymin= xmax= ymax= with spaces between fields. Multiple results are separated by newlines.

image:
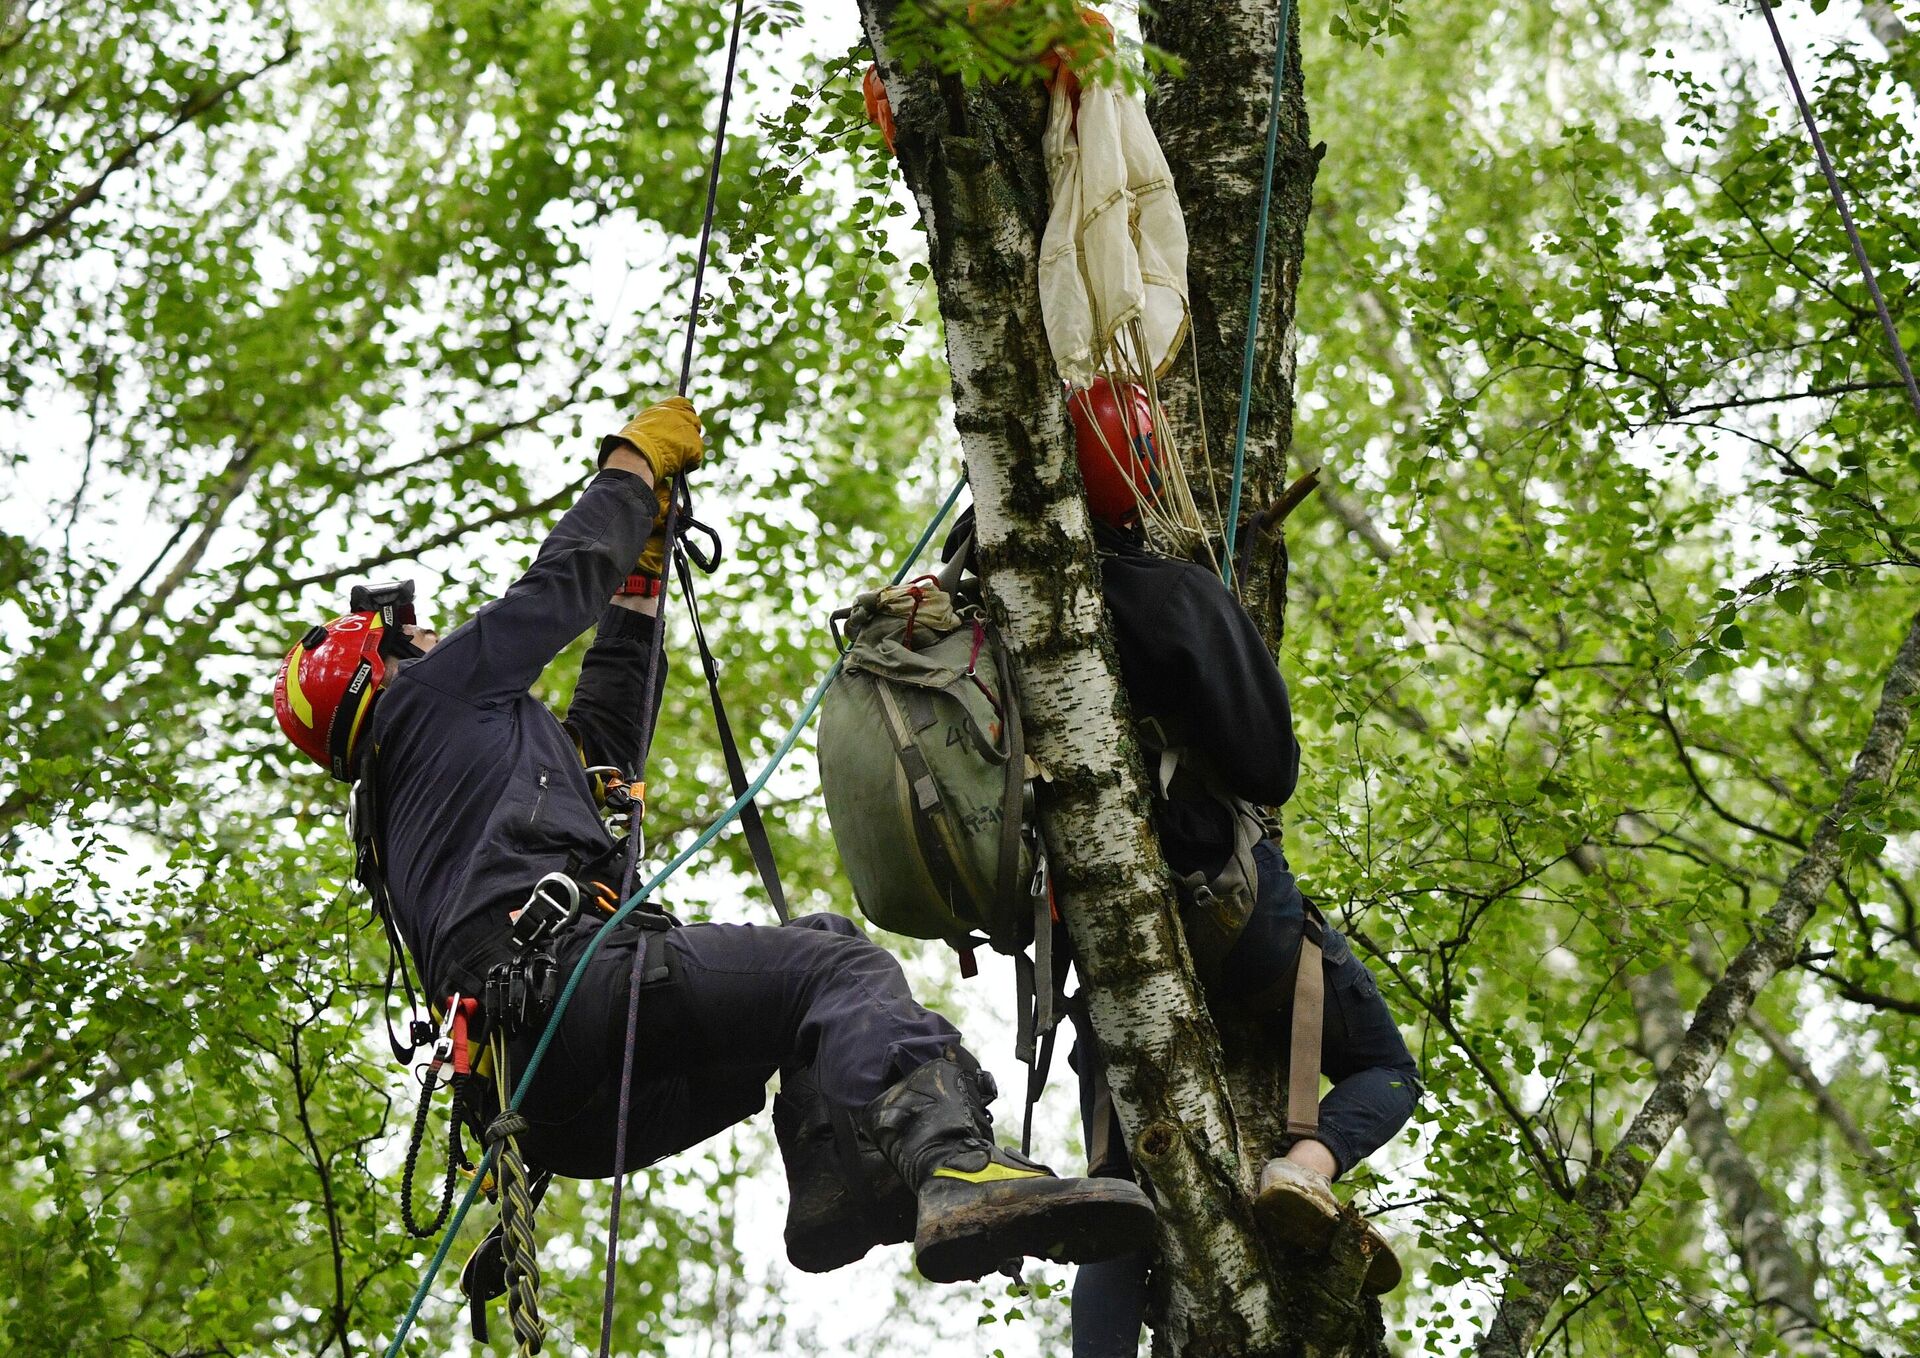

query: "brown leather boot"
xmin=1255 ymin=1157 xmax=1404 ymax=1294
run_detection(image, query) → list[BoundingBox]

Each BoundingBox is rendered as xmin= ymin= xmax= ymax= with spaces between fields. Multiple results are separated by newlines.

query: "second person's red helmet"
xmin=1068 ymin=378 xmax=1163 ymax=528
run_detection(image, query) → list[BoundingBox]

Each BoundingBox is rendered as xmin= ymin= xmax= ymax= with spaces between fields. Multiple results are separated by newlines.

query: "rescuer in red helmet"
xmin=941 ymin=399 xmax=1421 ymax=1344
xmin=273 ymin=398 xmax=1154 ymax=1291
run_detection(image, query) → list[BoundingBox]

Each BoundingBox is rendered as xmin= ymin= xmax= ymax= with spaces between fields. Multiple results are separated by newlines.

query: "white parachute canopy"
xmin=1038 ymin=74 xmax=1191 ymax=390
xmin=1039 ymin=69 xmax=1212 ymax=562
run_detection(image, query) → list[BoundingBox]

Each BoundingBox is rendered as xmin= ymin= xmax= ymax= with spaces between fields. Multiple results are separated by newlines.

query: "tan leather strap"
xmin=1286 ymin=919 xmax=1325 ymax=1140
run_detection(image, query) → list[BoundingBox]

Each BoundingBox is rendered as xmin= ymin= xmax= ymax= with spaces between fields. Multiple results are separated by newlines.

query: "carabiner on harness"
xmin=509 ymin=872 xmax=581 ymax=950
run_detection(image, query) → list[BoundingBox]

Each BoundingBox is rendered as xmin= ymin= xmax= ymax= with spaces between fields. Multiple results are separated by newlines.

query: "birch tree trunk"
xmin=1629 ymin=965 xmax=1825 ymax=1355
xmin=1142 ymin=0 xmax=1316 ymax=636
xmin=852 ymin=2 xmax=1383 ymax=1352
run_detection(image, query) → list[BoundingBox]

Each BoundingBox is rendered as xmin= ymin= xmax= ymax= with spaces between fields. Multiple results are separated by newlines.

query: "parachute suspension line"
xmin=1221 ymin=0 xmax=1295 ymax=590
xmin=1756 ymin=0 xmax=1920 ymax=425
xmin=377 ymin=480 xmax=967 ymax=1358
xmin=603 ymin=0 xmax=747 ymax=1343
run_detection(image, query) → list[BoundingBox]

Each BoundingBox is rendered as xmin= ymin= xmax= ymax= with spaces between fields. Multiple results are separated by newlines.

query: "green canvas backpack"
xmin=818 ymin=556 xmax=1041 ymax=961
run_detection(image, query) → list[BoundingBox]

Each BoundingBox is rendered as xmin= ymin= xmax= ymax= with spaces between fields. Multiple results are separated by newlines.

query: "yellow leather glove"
xmin=598 ymin=396 xmax=706 ymax=482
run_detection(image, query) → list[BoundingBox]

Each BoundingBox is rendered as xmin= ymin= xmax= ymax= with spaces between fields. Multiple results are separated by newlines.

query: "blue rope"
xmin=379 ymin=478 xmax=965 ymax=1357
xmin=1221 ymin=0 xmax=1294 ymax=589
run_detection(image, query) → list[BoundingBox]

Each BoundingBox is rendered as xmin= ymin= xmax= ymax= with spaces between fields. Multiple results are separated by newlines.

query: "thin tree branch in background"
xmin=0 ymin=47 xmax=299 ymax=258
xmin=1794 ymin=955 xmax=1920 ymax=1016
xmin=1628 ymin=961 xmax=1823 ymax=1353
xmin=269 ymin=485 xmax=575 ymax=597
xmin=1476 ymin=607 xmax=1920 ymax=1357
xmin=1349 ymin=926 xmax=1575 ymax=1200
xmin=1722 ymin=975 xmax=1920 ymax=1257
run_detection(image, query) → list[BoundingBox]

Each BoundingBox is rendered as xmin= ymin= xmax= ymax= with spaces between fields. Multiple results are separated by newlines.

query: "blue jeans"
xmin=1069 ymin=841 xmax=1421 ymax=1356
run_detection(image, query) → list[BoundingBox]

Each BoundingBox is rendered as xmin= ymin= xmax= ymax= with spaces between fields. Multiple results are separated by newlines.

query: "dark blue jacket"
xmin=368 ymin=469 xmax=663 ymax=994
xmin=1097 ymin=529 xmax=1301 ymax=880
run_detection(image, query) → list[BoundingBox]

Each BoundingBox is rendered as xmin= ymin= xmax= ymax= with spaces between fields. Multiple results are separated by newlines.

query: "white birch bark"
xmin=849 ymin=6 xmax=1295 ymax=1350
xmin=1630 ymin=965 xmax=1825 ymax=1355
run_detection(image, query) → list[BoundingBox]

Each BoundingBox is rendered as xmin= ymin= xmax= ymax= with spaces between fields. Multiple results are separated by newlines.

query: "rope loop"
xmin=486 ymin=1110 xmax=531 ymax=1146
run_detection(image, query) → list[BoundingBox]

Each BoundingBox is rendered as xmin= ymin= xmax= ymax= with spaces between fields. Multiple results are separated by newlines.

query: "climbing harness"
xmin=1221 ymin=0 xmax=1295 ymax=590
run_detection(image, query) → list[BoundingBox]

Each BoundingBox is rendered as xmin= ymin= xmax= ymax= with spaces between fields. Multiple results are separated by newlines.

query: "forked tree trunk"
xmin=854 ymin=2 xmax=1383 ymax=1353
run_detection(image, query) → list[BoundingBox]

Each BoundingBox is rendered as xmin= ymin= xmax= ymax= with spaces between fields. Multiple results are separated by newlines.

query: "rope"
xmin=599 ymin=0 xmax=746 ymax=1341
xmin=484 ymin=1056 xmax=546 ymax=1358
xmin=398 ymin=1071 xmax=462 ymax=1239
xmin=377 ymin=478 xmax=965 ymax=1358
xmin=1220 ymin=0 xmax=1295 ymax=590
xmin=677 ymin=0 xmax=747 ymax=399
xmin=1756 ymin=0 xmax=1920 ymax=426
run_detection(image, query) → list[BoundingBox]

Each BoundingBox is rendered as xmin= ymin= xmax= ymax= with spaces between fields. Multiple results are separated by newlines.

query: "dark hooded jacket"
xmin=1095 ymin=525 xmax=1302 ymax=880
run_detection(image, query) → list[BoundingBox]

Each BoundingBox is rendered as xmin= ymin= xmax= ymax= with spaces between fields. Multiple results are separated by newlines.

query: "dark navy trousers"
xmin=1070 ymin=842 xmax=1422 ymax=1356
xmin=504 ymin=912 xmax=959 ymax=1180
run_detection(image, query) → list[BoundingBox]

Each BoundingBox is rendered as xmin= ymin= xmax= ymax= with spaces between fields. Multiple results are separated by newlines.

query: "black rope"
xmin=399 ymin=1071 xmax=463 ymax=1239
xmin=677 ymin=0 xmax=748 ymax=399
xmin=1756 ymin=0 xmax=1920 ymax=425
xmin=601 ymin=0 xmax=748 ymax=1348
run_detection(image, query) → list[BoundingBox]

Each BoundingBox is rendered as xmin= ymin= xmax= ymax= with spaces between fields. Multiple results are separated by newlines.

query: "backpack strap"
xmin=874 ymin=682 xmax=983 ymax=929
xmin=1285 ymin=904 xmax=1326 ymax=1141
xmin=990 ymin=633 xmax=1029 ymax=944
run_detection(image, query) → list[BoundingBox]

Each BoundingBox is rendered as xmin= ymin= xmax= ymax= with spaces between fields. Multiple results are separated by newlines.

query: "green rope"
xmin=1221 ymin=0 xmax=1295 ymax=589
xmin=378 ymin=478 xmax=965 ymax=1357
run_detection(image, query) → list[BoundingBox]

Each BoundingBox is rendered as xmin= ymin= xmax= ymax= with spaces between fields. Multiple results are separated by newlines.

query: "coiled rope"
xmin=485 ymin=1031 xmax=545 ymax=1355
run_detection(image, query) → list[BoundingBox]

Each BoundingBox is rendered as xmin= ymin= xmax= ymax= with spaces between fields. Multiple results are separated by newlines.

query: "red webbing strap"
xmin=1286 ymin=914 xmax=1325 ymax=1140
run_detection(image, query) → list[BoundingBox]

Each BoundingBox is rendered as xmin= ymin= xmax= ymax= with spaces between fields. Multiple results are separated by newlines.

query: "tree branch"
xmin=1475 ymin=605 xmax=1920 ymax=1357
xmin=1 ymin=47 xmax=299 ymax=258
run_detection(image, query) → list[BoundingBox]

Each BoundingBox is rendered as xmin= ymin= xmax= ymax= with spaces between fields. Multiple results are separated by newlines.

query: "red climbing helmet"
xmin=273 ymin=581 xmax=417 ymax=782
xmin=1068 ymin=378 xmax=1163 ymax=527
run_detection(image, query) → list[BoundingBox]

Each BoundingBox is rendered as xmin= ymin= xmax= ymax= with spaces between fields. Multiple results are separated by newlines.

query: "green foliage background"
xmin=2 ymin=0 xmax=1916 ymax=1354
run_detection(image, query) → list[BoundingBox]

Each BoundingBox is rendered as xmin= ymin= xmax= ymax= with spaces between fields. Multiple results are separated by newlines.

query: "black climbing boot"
xmin=859 ymin=1049 xmax=1158 ymax=1283
xmin=773 ymin=1064 xmax=918 ymax=1273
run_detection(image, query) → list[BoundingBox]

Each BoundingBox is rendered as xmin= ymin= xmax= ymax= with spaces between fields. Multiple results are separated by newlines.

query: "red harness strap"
xmin=448 ymin=996 xmax=480 ymax=1077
